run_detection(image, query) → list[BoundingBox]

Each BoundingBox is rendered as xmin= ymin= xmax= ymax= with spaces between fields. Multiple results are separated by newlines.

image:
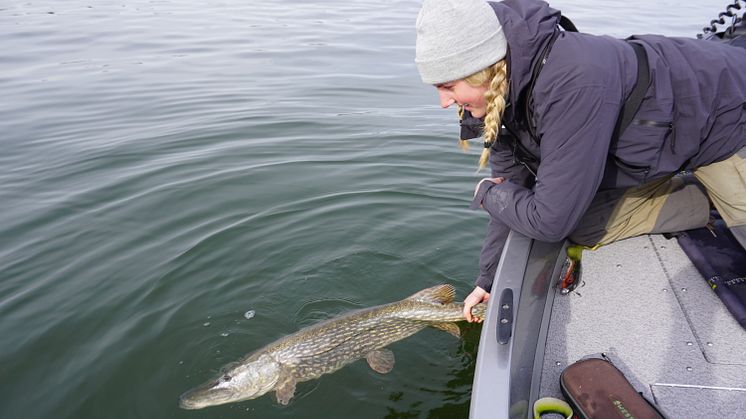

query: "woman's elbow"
xmin=533 ymin=230 xmax=568 ymax=242
xmin=523 ymin=221 xmax=573 ymax=242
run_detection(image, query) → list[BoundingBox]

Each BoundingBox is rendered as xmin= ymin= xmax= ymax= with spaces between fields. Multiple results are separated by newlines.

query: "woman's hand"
xmin=473 ymin=177 xmax=504 ymax=199
xmin=463 ymin=286 xmax=490 ymax=323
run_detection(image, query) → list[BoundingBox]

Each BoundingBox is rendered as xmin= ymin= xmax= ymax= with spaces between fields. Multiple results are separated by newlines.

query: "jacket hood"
xmin=489 ymin=0 xmax=561 ymax=107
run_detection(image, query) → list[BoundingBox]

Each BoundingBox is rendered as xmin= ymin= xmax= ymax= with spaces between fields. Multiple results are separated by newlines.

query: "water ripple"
xmin=0 ymin=0 xmax=720 ymax=418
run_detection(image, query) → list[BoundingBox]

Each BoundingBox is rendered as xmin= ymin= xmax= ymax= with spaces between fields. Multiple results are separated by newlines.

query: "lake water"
xmin=0 ymin=0 xmax=728 ymax=418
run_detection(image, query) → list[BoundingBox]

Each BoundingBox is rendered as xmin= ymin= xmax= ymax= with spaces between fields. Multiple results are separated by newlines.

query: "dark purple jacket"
xmin=472 ymin=0 xmax=746 ymax=291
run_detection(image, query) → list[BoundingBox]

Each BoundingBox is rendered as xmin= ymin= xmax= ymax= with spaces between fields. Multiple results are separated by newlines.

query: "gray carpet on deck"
xmin=538 ymin=235 xmax=746 ymax=418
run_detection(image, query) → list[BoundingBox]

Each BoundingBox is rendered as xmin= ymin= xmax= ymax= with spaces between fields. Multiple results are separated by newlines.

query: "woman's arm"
xmin=474 ymin=86 xmax=619 ymax=241
xmin=464 ymin=133 xmax=534 ymax=321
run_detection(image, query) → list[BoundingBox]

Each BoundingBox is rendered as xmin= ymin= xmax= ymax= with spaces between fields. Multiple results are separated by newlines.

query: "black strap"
xmin=612 ymin=42 xmax=650 ymax=142
xmin=559 ymin=15 xmax=578 ymax=32
xmin=523 ymin=30 xmax=560 ymax=142
xmin=521 ymin=14 xmax=577 ymax=143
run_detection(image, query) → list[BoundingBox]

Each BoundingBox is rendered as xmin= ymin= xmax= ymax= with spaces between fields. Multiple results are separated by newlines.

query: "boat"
xmin=469 ymin=4 xmax=746 ymax=418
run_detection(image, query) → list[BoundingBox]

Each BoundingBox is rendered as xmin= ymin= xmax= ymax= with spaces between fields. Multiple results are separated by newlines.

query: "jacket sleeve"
xmin=474 ymin=86 xmax=619 ymax=242
xmin=472 ymin=133 xmax=535 ymax=292
xmin=474 ymin=216 xmax=510 ymax=293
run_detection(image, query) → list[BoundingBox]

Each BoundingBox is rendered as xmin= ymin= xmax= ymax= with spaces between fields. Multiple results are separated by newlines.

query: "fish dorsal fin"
xmin=406 ymin=284 xmax=455 ymax=304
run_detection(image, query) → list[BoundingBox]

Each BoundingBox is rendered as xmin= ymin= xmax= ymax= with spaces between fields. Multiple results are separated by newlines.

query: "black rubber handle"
xmin=497 ymin=288 xmax=514 ymax=345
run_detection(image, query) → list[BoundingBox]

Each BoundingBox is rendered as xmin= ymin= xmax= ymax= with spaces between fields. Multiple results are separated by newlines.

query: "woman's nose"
xmin=438 ymin=90 xmax=455 ymax=108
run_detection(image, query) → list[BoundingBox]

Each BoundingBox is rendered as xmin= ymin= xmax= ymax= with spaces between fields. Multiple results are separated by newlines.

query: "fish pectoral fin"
xmin=432 ymin=322 xmax=460 ymax=338
xmin=275 ymin=378 xmax=297 ymax=405
xmin=365 ymin=349 xmax=395 ymax=374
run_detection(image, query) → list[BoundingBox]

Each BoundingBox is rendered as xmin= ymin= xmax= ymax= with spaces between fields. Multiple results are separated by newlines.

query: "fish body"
xmin=179 ymin=284 xmax=486 ymax=409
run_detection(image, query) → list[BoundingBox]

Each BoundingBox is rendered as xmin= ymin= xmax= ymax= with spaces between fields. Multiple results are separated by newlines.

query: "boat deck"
xmin=538 ymin=235 xmax=746 ymax=418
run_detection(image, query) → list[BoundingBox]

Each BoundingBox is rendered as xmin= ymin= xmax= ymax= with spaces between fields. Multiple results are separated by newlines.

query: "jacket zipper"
xmin=503 ymin=121 xmax=540 ymax=178
xmin=632 ymin=119 xmax=675 ymax=153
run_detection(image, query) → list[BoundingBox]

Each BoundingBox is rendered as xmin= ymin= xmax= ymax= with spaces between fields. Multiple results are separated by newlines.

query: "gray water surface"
xmin=0 ymin=0 xmax=727 ymax=417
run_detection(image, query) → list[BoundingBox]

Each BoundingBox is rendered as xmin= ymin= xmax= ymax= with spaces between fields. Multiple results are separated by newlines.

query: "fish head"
xmin=179 ymin=354 xmax=281 ymax=410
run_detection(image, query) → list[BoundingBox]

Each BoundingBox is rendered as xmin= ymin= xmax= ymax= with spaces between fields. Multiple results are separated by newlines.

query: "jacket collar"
xmin=489 ymin=0 xmax=561 ymax=109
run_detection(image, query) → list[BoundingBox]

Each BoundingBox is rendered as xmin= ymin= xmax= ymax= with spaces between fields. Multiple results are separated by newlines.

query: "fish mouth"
xmin=179 ymin=386 xmax=236 ymax=410
xmin=178 ymin=394 xmax=203 ymax=410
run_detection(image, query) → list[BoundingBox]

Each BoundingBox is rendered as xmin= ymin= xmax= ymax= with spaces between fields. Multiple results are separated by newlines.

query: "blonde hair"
xmin=457 ymin=60 xmax=509 ymax=170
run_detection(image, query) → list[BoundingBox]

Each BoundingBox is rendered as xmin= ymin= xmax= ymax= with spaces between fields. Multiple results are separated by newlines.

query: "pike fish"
xmin=179 ymin=284 xmax=486 ymax=409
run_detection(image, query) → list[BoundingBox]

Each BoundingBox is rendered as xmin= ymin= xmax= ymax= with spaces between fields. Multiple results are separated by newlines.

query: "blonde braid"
xmin=457 ymin=105 xmax=469 ymax=151
xmin=463 ymin=60 xmax=509 ymax=170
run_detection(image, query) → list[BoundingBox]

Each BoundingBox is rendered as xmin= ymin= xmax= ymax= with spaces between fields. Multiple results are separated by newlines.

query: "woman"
xmin=414 ymin=0 xmax=746 ymax=321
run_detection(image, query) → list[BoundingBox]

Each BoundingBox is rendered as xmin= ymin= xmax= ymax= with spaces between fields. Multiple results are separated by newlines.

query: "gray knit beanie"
xmin=415 ymin=0 xmax=507 ymax=85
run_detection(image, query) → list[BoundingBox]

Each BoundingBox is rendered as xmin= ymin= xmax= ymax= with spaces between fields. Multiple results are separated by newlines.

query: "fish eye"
xmin=222 ymin=374 xmax=232 ymax=382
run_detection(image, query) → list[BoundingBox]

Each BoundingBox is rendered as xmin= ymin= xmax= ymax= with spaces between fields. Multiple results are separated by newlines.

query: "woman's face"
xmin=436 ymin=80 xmax=488 ymax=118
